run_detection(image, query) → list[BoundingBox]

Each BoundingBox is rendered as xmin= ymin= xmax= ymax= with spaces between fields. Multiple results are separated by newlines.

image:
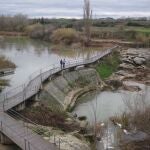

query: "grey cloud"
xmin=0 ymin=0 xmax=150 ymax=18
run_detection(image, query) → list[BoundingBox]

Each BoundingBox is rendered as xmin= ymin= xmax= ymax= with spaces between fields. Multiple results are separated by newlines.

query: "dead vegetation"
xmin=20 ymin=103 xmax=79 ymax=132
xmin=111 ymin=89 xmax=150 ymax=149
xmin=0 ymin=56 xmax=16 ymax=69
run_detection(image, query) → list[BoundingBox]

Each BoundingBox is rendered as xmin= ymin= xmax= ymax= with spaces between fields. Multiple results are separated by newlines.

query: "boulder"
xmin=126 ymin=49 xmax=139 ymax=56
xmin=78 ymin=116 xmax=87 ymax=121
xmin=115 ymin=70 xmax=136 ymax=79
xmin=107 ymin=79 xmax=122 ymax=89
xmin=121 ymin=58 xmax=134 ymax=64
xmin=123 ymin=81 xmax=145 ymax=91
xmin=123 ymin=85 xmax=141 ymax=92
xmin=122 ymin=131 xmax=148 ymax=143
xmin=133 ymin=57 xmax=146 ymax=65
xmin=119 ymin=63 xmax=135 ymax=70
xmin=79 ymin=120 xmax=88 ymax=129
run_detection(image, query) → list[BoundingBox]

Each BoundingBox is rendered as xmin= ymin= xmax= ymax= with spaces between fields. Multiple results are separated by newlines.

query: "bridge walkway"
xmin=0 ymin=46 xmax=118 ymax=150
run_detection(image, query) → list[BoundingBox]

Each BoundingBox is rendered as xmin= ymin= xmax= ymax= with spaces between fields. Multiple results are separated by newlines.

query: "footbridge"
xmin=0 ymin=46 xmax=119 ymax=150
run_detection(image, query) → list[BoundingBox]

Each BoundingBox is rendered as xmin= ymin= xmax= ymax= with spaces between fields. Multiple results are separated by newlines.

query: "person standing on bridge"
xmin=63 ymin=59 xmax=66 ymax=69
xmin=60 ymin=59 xmax=63 ymax=69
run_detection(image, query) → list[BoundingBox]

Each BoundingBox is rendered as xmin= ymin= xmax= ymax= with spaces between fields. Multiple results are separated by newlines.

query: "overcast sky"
xmin=0 ymin=0 xmax=150 ymax=18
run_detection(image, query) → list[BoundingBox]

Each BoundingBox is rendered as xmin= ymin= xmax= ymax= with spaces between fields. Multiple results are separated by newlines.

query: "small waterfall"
xmin=96 ymin=122 xmax=119 ymax=150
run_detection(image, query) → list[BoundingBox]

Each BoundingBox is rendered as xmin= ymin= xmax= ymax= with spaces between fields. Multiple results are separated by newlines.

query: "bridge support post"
xmin=0 ymin=132 xmax=13 ymax=145
xmin=24 ymin=139 xmax=27 ymax=150
xmin=15 ymin=102 xmax=26 ymax=111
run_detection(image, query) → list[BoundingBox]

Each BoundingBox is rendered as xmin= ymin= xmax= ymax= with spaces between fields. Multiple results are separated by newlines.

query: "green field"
xmin=125 ymin=27 xmax=150 ymax=34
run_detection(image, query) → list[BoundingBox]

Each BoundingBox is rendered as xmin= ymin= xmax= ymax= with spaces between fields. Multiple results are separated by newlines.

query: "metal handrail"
xmin=0 ymin=46 xmax=118 ymax=150
xmin=7 ymin=109 xmax=84 ymax=150
xmin=1 ymin=46 xmax=118 ymax=111
xmin=0 ymin=119 xmax=51 ymax=150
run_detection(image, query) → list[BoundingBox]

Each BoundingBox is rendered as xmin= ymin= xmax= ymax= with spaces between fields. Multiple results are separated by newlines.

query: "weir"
xmin=0 ymin=46 xmax=119 ymax=150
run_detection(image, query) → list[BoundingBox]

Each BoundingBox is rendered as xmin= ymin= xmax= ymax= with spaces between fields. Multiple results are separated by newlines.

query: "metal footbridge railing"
xmin=0 ymin=45 xmax=118 ymax=150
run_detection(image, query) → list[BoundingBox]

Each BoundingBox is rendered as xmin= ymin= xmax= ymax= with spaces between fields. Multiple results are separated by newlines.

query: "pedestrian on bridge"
xmin=60 ymin=59 xmax=63 ymax=69
xmin=63 ymin=59 xmax=66 ymax=69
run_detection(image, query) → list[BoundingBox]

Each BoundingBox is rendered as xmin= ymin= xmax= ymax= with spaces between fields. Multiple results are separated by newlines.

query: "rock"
xmin=126 ymin=49 xmax=139 ymax=56
xmin=123 ymin=85 xmax=141 ymax=92
xmin=122 ymin=131 xmax=149 ymax=143
xmin=65 ymin=118 xmax=74 ymax=125
xmin=145 ymin=80 xmax=150 ymax=85
xmin=78 ymin=116 xmax=87 ymax=121
xmin=115 ymin=70 xmax=136 ymax=79
xmin=119 ymin=63 xmax=135 ymax=70
xmin=71 ymin=43 xmax=82 ymax=49
xmin=79 ymin=120 xmax=88 ymax=129
xmin=123 ymin=81 xmax=146 ymax=91
xmin=121 ymin=58 xmax=134 ymax=64
xmin=106 ymin=79 xmax=122 ymax=89
xmin=133 ymin=57 xmax=146 ymax=65
xmin=75 ymin=65 xmax=85 ymax=70
xmin=49 ymin=134 xmax=90 ymax=150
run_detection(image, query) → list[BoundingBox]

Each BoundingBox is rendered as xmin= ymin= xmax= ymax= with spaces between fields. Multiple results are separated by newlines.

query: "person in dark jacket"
xmin=60 ymin=59 xmax=63 ymax=69
xmin=63 ymin=59 xmax=66 ymax=69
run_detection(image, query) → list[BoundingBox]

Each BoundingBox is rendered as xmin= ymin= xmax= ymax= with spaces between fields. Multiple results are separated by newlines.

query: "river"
xmin=0 ymin=36 xmax=105 ymax=93
xmin=1 ymin=37 xmax=149 ymax=150
xmin=73 ymin=85 xmax=150 ymax=149
xmin=73 ymin=85 xmax=150 ymax=125
xmin=0 ymin=36 xmax=107 ymax=150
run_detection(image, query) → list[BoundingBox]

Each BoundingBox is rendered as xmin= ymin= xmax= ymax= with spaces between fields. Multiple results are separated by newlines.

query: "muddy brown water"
xmin=0 ymin=36 xmax=105 ymax=94
xmin=0 ymin=36 xmax=106 ymax=149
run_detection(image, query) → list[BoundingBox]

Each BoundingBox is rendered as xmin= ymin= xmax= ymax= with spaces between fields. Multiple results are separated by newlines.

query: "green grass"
xmin=0 ymin=79 xmax=9 ymax=86
xmin=125 ymin=27 xmax=150 ymax=34
xmin=0 ymin=79 xmax=9 ymax=92
xmin=135 ymin=28 xmax=150 ymax=33
xmin=96 ymin=52 xmax=120 ymax=79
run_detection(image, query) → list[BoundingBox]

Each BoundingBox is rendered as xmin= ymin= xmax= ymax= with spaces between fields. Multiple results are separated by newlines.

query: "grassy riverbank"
xmin=0 ymin=79 xmax=9 ymax=92
xmin=0 ymin=15 xmax=150 ymax=47
xmin=96 ymin=51 xmax=120 ymax=79
xmin=0 ymin=56 xmax=16 ymax=69
xmin=0 ymin=56 xmax=15 ymax=91
xmin=0 ymin=79 xmax=9 ymax=86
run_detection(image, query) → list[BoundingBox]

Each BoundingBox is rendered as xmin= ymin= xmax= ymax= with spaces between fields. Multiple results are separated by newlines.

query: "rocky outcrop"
xmin=119 ymin=63 xmax=135 ymax=70
xmin=108 ymin=48 xmax=150 ymax=91
xmin=28 ymin=123 xmax=90 ymax=150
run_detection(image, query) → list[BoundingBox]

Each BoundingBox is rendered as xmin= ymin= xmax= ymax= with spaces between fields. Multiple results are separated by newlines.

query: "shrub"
xmin=25 ymin=23 xmax=44 ymax=39
xmin=51 ymin=28 xmax=79 ymax=45
xmin=0 ymin=56 xmax=16 ymax=69
xmin=135 ymin=33 xmax=149 ymax=43
xmin=26 ymin=24 xmax=56 ymax=40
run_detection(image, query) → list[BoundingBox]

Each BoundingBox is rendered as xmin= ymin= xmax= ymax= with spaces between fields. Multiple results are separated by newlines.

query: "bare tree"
xmin=0 ymin=14 xmax=28 ymax=32
xmin=83 ymin=0 xmax=92 ymax=46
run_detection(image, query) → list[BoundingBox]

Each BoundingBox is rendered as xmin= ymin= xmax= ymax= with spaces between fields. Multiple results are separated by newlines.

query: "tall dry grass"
xmin=51 ymin=28 xmax=79 ymax=45
xmin=0 ymin=56 xmax=16 ymax=69
xmin=118 ymin=88 xmax=150 ymax=149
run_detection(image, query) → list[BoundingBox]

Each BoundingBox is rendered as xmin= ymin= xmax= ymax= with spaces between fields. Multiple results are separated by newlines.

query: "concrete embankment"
xmin=37 ymin=68 xmax=102 ymax=110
